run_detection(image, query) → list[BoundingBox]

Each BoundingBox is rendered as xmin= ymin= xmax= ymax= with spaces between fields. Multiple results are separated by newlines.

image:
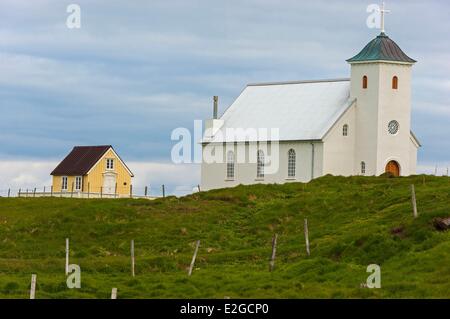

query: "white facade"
xmin=201 ymin=33 xmax=420 ymax=191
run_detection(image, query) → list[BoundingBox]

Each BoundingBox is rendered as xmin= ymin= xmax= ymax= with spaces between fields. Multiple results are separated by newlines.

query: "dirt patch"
xmin=433 ymin=217 xmax=450 ymax=231
xmin=391 ymin=226 xmax=406 ymax=238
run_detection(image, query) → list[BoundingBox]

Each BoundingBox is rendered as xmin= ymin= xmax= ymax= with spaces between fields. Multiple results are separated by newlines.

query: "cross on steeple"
xmin=379 ymin=2 xmax=391 ymax=33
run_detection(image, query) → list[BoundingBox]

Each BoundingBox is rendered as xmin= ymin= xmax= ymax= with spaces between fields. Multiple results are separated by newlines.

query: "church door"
xmin=385 ymin=161 xmax=400 ymax=176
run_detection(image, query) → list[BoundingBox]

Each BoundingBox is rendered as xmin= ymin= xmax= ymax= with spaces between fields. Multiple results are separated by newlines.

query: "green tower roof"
xmin=347 ymin=32 xmax=416 ymax=64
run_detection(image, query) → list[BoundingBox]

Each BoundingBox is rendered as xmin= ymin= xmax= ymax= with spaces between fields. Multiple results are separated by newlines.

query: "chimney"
xmin=213 ymin=96 xmax=218 ymax=119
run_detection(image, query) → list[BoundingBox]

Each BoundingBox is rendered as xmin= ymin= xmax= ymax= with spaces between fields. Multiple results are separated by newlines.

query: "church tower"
xmin=347 ymin=6 xmax=418 ymax=176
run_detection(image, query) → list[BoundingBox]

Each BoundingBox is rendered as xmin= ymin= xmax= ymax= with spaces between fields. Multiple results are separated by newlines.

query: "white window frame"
xmin=75 ymin=176 xmax=82 ymax=191
xmin=257 ymin=150 xmax=265 ymax=179
xmin=61 ymin=176 xmax=68 ymax=191
xmin=226 ymin=151 xmax=235 ymax=180
xmin=287 ymin=149 xmax=296 ymax=178
xmin=106 ymin=158 xmax=114 ymax=170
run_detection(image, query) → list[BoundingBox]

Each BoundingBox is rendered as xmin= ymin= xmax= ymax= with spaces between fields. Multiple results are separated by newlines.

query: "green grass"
xmin=0 ymin=175 xmax=449 ymax=299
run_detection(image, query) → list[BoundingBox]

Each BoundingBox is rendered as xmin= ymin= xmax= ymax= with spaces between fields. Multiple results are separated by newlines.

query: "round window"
xmin=388 ymin=120 xmax=399 ymax=135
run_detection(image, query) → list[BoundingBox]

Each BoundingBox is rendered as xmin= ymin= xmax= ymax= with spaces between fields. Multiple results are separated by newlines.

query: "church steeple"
xmin=347 ymin=4 xmax=417 ymax=177
xmin=346 ymin=33 xmax=416 ymax=64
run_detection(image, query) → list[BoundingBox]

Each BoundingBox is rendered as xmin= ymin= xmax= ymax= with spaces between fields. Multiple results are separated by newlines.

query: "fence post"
xmin=30 ymin=274 xmax=37 ymax=299
xmin=130 ymin=184 xmax=133 ymax=198
xmin=43 ymin=186 xmax=46 ymax=195
xmin=304 ymin=218 xmax=310 ymax=256
xmin=87 ymin=182 xmax=90 ymax=199
xmin=197 ymin=184 xmax=201 ymax=192
xmin=144 ymin=186 xmax=148 ymax=197
xmin=131 ymin=240 xmax=135 ymax=277
xmin=269 ymin=234 xmax=278 ymax=272
xmin=188 ymin=240 xmax=200 ymax=276
xmin=115 ymin=183 xmax=117 ymax=199
xmin=100 ymin=186 xmax=103 ymax=199
xmin=411 ymin=184 xmax=418 ymax=218
xmin=18 ymin=188 xmax=21 ymax=197
xmin=7 ymin=189 xmax=10 ymax=198
xmin=51 ymin=186 xmax=53 ymax=197
xmin=65 ymin=238 xmax=69 ymax=275
xmin=71 ymin=182 xmax=74 ymax=198
xmin=33 ymin=188 xmax=36 ymax=197
xmin=162 ymin=185 xmax=165 ymax=198
xmin=111 ymin=288 xmax=117 ymax=299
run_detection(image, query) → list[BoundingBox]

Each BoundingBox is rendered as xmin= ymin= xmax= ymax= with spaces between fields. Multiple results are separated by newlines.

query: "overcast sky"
xmin=0 ymin=0 xmax=449 ymax=194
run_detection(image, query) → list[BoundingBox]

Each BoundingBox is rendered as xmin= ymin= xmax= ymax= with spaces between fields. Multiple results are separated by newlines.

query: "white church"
xmin=200 ymin=14 xmax=420 ymax=191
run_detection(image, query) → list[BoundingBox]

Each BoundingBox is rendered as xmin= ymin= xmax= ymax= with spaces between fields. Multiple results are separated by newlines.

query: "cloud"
xmin=0 ymin=0 xmax=449 ymax=188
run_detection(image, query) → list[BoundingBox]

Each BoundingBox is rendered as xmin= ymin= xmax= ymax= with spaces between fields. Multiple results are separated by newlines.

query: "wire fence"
xmin=0 ymin=184 xmax=201 ymax=199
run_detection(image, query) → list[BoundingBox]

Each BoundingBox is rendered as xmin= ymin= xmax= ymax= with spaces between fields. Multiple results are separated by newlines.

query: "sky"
xmin=0 ymin=0 xmax=449 ymax=195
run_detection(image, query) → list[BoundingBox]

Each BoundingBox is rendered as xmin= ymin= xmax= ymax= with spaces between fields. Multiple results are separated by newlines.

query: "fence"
xmin=0 ymin=184 xmax=201 ymax=199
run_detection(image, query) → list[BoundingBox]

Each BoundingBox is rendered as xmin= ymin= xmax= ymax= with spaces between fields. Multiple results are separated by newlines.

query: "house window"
xmin=392 ymin=76 xmax=398 ymax=89
xmin=106 ymin=158 xmax=114 ymax=170
xmin=226 ymin=151 xmax=235 ymax=179
xmin=361 ymin=161 xmax=366 ymax=175
xmin=75 ymin=176 xmax=82 ymax=191
xmin=388 ymin=120 xmax=399 ymax=135
xmin=61 ymin=176 xmax=68 ymax=191
xmin=257 ymin=150 xmax=264 ymax=178
xmin=288 ymin=149 xmax=296 ymax=178
xmin=343 ymin=124 xmax=349 ymax=136
xmin=362 ymin=76 xmax=368 ymax=89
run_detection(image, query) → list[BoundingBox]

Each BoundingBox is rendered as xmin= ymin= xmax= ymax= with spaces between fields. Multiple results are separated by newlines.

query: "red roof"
xmin=51 ymin=145 xmax=117 ymax=176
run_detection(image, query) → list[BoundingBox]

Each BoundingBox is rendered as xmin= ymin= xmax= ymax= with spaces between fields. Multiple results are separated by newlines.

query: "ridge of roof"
xmin=247 ymin=78 xmax=350 ymax=87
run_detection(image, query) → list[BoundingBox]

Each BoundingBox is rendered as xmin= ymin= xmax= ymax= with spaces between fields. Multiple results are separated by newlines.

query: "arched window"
xmin=257 ymin=150 xmax=264 ymax=178
xmin=361 ymin=161 xmax=366 ymax=175
xmin=362 ymin=76 xmax=368 ymax=89
xmin=343 ymin=124 xmax=349 ymax=136
xmin=287 ymin=149 xmax=296 ymax=178
xmin=226 ymin=151 xmax=235 ymax=179
xmin=392 ymin=76 xmax=398 ymax=89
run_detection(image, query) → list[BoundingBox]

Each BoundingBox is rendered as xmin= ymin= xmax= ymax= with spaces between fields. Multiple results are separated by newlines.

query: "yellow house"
xmin=51 ymin=145 xmax=134 ymax=197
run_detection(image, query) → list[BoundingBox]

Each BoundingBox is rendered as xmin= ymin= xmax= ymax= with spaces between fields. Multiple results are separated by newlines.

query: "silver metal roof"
xmin=211 ymin=79 xmax=352 ymax=142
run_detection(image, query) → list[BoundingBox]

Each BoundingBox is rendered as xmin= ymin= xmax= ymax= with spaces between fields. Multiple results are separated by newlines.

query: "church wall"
xmin=200 ymin=141 xmax=323 ymax=191
xmin=409 ymin=137 xmax=418 ymax=175
xmin=350 ymin=63 xmax=381 ymax=176
xmin=322 ymin=104 xmax=356 ymax=176
xmin=376 ymin=63 xmax=413 ymax=175
xmin=350 ymin=61 xmax=416 ymax=176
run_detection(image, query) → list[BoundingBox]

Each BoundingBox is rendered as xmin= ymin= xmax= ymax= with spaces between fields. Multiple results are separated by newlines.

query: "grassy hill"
xmin=0 ymin=175 xmax=449 ymax=299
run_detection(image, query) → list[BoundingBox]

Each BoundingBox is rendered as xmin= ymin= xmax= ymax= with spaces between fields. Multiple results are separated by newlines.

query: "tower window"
xmin=361 ymin=161 xmax=366 ymax=175
xmin=343 ymin=124 xmax=349 ymax=136
xmin=257 ymin=150 xmax=264 ymax=179
xmin=362 ymin=76 xmax=368 ymax=89
xmin=392 ymin=76 xmax=398 ymax=89
xmin=226 ymin=151 xmax=235 ymax=179
xmin=287 ymin=149 xmax=296 ymax=178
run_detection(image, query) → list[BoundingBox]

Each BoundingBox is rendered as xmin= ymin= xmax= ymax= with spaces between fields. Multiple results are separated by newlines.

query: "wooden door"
xmin=385 ymin=161 xmax=400 ymax=176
